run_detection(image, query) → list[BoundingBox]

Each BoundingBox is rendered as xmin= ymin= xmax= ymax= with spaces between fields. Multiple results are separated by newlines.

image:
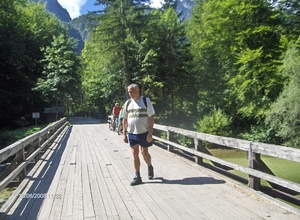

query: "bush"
xmin=194 ymin=108 xmax=232 ymax=137
xmin=0 ymin=126 xmax=43 ymax=150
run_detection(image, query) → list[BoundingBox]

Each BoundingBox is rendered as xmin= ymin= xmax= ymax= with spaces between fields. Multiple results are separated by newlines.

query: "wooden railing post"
xmin=194 ymin=138 xmax=203 ymax=165
xmin=167 ymin=130 xmax=174 ymax=152
xmin=248 ymin=142 xmax=260 ymax=190
xmin=35 ymin=132 xmax=42 ymax=162
xmin=15 ymin=144 xmax=26 ymax=185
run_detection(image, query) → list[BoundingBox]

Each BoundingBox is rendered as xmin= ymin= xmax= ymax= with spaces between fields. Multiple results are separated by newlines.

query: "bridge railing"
xmin=153 ymin=124 xmax=300 ymax=197
xmin=0 ymin=117 xmax=67 ymax=192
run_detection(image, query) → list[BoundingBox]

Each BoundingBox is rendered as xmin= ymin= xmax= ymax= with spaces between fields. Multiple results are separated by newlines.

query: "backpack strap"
xmin=125 ymin=98 xmax=131 ymax=112
xmin=143 ymin=96 xmax=148 ymax=108
xmin=126 ymin=96 xmax=147 ymax=112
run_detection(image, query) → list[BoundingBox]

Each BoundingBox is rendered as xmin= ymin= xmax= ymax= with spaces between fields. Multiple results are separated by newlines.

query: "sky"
xmin=58 ymin=0 xmax=162 ymax=19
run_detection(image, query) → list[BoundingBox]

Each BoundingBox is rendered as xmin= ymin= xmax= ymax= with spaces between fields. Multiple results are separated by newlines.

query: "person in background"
xmin=118 ymin=105 xmax=124 ymax=133
xmin=111 ymin=103 xmax=121 ymax=130
xmin=122 ymin=83 xmax=155 ymax=186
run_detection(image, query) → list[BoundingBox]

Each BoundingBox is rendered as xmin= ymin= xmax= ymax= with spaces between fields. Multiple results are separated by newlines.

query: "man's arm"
xmin=123 ymin=118 xmax=128 ymax=143
xmin=147 ymin=115 xmax=154 ymax=143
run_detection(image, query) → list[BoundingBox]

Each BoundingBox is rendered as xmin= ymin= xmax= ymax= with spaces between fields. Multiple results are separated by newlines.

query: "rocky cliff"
xmin=33 ymin=0 xmax=83 ymax=53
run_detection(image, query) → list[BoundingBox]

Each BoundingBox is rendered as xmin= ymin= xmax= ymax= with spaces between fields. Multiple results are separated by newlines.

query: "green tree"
xmin=82 ymin=0 xmax=150 ymax=113
xmin=265 ymin=39 xmax=300 ymax=148
xmin=187 ymin=0 xmax=284 ymax=136
xmin=229 ymin=0 xmax=284 ymax=124
xmin=0 ymin=0 xmax=40 ymax=128
xmin=186 ymin=0 xmax=238 ymax=118
xmin=274 ymin=0 xmax=300 ymax=41
xmin=138 ymin=6 xmax=196 ymax=124
xmin=0 ymin=0 xmax=65 ymax=128
xmin=34 ymin=34 xmax=81 ymax=120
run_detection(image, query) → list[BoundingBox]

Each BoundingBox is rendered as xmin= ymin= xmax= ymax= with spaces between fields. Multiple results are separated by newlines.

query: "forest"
xmin=1 ymin=0 xmax=300 ymax=148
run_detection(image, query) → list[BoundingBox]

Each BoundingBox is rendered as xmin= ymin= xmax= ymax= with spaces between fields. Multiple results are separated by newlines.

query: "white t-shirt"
xmin=123 ymin=96 xmax=155 ymax=134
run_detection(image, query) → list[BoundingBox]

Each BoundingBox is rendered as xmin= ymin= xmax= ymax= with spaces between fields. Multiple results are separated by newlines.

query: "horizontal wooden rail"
xmin=153 ymin=124 xmax=300 ymax=195
xmin=154 ymin=124 xmax=300 ymax=162
xmin=0 ymin=118 xmax=67 ymax=191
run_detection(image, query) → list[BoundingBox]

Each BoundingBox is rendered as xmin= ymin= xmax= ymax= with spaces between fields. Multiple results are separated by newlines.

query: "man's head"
xmin=115 ymin=103 xmax=119 ymax=107
xmin=127 ymin=83 xmax=140 ymax=100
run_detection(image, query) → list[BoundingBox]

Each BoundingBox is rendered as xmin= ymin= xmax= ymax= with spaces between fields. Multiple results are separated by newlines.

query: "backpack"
xmin=126 ymin=96 xmax=147 ymax=112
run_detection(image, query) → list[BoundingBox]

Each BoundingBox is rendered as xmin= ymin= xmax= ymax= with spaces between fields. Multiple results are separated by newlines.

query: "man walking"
xmin=122 ymin=83 xmax=155 ymax=186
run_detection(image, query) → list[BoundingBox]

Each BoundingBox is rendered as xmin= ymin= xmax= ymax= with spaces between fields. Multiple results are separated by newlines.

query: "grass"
xmin=0 ymin=187 xmax=16 ymax=208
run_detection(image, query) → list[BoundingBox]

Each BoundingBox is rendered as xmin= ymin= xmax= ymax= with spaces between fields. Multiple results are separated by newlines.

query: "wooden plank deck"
xmin=3 ymin=118 xmax=300 ymax=220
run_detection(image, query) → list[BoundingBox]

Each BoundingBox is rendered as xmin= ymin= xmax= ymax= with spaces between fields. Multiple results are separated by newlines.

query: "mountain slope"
xmin=33 ymin=0 xmax=71 ymax=22
xmin=33 ymin=0 xmax=84 ymax=53
xmin=177 ymin=0 xmax=194 ymax=19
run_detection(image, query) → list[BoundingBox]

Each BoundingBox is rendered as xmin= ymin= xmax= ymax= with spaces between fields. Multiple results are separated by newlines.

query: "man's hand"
xmin=123 ymin=135 xmax=128 ymax=143
xmin=147 ymin=134 xmax=153 ymax=143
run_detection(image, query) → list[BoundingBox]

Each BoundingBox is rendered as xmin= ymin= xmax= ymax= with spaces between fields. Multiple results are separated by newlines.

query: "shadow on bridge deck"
xmin=146 ymin=177 xmax=226 ymax=185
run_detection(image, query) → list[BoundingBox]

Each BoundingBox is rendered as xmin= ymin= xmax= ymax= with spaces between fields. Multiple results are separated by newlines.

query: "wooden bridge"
xmin=1 ymin=117 xmax=300 ymax=219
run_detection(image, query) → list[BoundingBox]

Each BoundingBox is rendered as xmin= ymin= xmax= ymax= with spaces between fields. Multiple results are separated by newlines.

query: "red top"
xmin=113 ymin=106 xmax=121 ymax=115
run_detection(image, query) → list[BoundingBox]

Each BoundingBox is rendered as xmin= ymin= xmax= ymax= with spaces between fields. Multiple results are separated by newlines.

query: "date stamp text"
xmin=19 ymin=193 xmax=62 ymax=199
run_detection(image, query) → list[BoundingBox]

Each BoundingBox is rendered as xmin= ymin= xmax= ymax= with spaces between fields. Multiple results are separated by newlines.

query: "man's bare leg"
xmin=142 ymin=147 xmax=154 ymax=179
xmin=131 ymin=144 xmax=140 ymax=172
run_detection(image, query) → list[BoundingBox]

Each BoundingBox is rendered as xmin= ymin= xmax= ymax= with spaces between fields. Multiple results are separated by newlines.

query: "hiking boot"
xmin=130 ymin=177 xmax=142 ymax=186
xmin=148 ymin=166 xmax=154 ymax=180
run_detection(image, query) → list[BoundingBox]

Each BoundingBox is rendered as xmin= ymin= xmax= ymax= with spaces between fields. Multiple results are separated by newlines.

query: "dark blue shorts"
xmin=127 ymin=131 xmax=152 ymax=148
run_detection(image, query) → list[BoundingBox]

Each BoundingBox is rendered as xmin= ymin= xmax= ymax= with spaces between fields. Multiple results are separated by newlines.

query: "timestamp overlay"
xmin=19 ymin=193 xmax=62 ymax=199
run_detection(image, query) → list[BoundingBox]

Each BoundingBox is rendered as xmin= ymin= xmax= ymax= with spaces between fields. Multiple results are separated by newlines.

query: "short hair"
xmin=127 ymin=83 xmax=139 ymax=90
